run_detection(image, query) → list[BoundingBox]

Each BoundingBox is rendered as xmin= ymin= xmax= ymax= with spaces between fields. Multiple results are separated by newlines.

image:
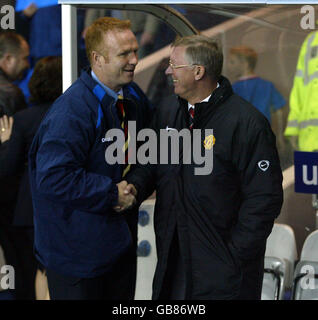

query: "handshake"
xmin=113 ymin=180 xmax=137 ymax=213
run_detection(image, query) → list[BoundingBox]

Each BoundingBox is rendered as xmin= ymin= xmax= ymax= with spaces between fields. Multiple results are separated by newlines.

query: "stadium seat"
xmin=299 ymin=230 xmax=318 ymax=262
xmin=292 ymin=230 xmax=318 ymax=300
xmin=262 ymin=223 xmax=298 ymax=300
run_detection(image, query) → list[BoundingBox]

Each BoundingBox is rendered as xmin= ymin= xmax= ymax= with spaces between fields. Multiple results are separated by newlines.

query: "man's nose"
xmin=129 ymin=52 xmax=138 ymax=65
xmin=165 ymin=66 xmax=172 ymax=75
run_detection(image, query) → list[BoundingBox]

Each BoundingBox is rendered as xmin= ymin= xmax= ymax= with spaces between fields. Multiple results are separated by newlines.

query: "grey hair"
xmin=172 ymin=35 xmax=223 ymax=81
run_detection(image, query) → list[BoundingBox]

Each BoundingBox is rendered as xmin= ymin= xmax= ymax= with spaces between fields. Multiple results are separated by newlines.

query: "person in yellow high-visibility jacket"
xmin=285 ymin=31 xmax=318 ymax=151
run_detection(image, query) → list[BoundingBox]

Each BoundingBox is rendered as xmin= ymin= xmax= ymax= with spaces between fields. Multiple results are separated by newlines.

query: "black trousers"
xmin=0 ymin=225 xmax=37 ymax=300
xmin=159 ymin=231 xmax=186 ymax=300
xmin=47 ymin=211 xmax=138 ymax=300
xmin=47 ymin=247 xmax=137 ymax=300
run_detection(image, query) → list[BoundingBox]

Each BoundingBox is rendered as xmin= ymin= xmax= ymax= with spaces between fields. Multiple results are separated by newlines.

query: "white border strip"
xmin=61 ymin=4 xmax=78 ymax=91
xmin=59 ymin=1 xmax=318 ymax=4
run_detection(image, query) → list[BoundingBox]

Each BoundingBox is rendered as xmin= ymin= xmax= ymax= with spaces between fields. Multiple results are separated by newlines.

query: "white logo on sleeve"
xmin=258 ymin=160 xmax=270 ymax=172
xmin=101 ymin=137 xmax=113 ymax=143
xmin=165 ymin=126 xmax=178 ymax=132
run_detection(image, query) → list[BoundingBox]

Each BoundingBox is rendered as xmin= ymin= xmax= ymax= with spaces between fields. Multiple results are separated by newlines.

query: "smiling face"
xmin=94 ymin=28 xmax=138 ymax=92
xmin=165 ymin=46 xmax=197 ymax=102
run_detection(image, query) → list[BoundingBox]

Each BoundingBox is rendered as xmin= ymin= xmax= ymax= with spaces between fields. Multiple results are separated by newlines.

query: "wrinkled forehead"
xmin=170 ymin=45 xmax=188 ymax=62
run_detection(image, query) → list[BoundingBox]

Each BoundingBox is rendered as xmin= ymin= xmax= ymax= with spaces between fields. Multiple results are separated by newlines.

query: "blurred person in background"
xmin=13 ymin=1 xmax=85 ymax=101
xmin=284 ymin=30 xmax=318 ymax=152
xmin=0 ymin=56 xmax=62 ymax=300
xmin=228 ymin=46 xmax=286 ymax=154
xmin=0 ymin=31 xmax=29 ymax=299
xmin=0 ymin=31 xmax=28 ymax=116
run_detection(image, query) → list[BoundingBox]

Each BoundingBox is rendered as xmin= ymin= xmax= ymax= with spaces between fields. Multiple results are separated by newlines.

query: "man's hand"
xmin=0 ymin=115 xmax=13 ymax=143
xmin=124 ymin=183 xmax=137 ymax=197
xmin=114 ymin=180 xmax=137 ymax=213
xmin=23 ymin=3 xmax=38 ymax=18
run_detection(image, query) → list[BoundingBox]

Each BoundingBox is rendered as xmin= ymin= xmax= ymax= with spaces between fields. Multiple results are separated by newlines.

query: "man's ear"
xmin=4 ymin=52 xmax=13 ymax=64
xmin=91 ymin=51 xmax=101 ymax=68
xmin=91 ymin=51 xmax=108 ymax=68
xmin=194 ymin=65 xmax=205 ymax=81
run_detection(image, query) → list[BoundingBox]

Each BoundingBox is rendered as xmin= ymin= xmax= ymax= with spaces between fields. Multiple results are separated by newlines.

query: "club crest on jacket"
xmin=204 ymin=134 xmax=215 ymax=150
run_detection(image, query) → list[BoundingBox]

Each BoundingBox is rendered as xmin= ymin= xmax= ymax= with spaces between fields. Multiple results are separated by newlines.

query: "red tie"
xmin=116 ymin=95 xmax=130 ymax=176
xmin=189 ymin=107 xmax=195 ymax=130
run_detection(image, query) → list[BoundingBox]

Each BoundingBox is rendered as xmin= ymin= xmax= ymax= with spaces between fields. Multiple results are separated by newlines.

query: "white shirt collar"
xmin=188 ymin=82 xmax=220 ymax=110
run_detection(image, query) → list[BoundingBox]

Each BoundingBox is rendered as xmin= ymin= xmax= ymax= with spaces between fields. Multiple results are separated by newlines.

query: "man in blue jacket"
xmin=28 ymin=17 xmax=153 ymax=300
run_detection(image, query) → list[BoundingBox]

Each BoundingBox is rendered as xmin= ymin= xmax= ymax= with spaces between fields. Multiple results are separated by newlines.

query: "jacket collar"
xmin=79 ymin=69 xmax=141 ymax=130
xmin=178 ymin=75 xmax=233 ymax=127
xmin=91 ymin=70 xmax=118 ymax=101
xmin=80 ymin=68 xmax=139 ymax=105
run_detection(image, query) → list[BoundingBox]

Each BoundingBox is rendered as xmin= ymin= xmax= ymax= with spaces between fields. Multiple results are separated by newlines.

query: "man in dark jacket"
xmin=0 ymin=57 xmax=63 ymax=300
xmin=28 ymin=17 xmax=152 ymax=300
xmin=125 ymin=35 xmax=283 ymax=300
xmin=0 ymin=31 xmax=29 ymax=116
xmin=0 ymin=31 xmax=29 ymax=299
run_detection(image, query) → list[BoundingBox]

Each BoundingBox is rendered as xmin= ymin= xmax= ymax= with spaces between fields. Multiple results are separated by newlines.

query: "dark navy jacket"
xmin=28 ymin=70 xmax=152 ymax=278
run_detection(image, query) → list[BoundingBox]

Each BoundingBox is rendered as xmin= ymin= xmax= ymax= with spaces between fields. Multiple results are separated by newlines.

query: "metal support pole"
xmin=61 ymin=4 xmax=78 ymax=92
